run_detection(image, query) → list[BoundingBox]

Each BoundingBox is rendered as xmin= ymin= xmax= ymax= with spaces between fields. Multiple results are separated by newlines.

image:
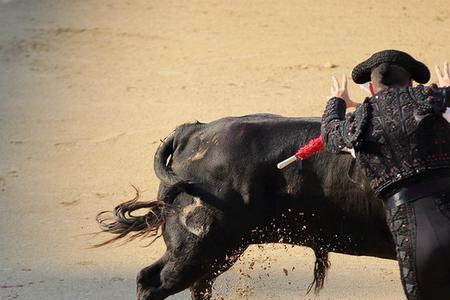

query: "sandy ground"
xmin=1 ymin=0 xmax=449 ymax=299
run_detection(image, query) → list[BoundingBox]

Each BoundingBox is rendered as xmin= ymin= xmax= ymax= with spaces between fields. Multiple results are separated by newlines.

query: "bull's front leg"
xmin=136 ymin=256 xmax=167 ymax=300
xmin=190 ymin=278 xmax=214 ymax=300
xmin=189 ymin=243 xmax=248 ymax=300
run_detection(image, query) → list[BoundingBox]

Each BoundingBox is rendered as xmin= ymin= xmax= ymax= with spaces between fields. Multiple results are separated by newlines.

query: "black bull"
xmin=97 ymin=114 xmax=396 ymax=300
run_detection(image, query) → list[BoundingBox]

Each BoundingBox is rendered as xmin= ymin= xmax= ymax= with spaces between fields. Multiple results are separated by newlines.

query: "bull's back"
xmin=170 ymin=114 xmax=322 ymax=187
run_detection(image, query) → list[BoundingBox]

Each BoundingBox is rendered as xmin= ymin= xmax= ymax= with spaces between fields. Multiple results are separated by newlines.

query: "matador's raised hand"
xmin=330 ymin=74 xmax=358 ymax=108
xmin=435 ymin=61 xmax=450 ymax=87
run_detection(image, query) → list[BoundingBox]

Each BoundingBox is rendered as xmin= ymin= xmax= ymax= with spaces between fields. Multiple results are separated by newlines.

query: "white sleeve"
xmin=342 ymin=147 xmax=356 ymax=158
xmin=443 ymin=108 xmax=450 ymax=123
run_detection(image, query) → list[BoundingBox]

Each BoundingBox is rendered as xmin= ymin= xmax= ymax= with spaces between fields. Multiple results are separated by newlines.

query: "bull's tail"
xmin=154 ymin=122 xmax=203 ymax=186
xmin=154 ymin=131 xmax=181 ymax=186
xmin=94 ymin=183 xmax=189 ymax=247
xmin=306 ymin=248 xmax=330 ymax=296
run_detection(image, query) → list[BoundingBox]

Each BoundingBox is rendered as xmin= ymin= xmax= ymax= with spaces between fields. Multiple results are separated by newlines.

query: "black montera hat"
xmin=351 ymin=50 xmax=430 ymax=84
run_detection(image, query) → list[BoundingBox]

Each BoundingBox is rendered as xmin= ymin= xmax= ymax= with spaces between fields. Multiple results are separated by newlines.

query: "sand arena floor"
xmin=1 ymin=0 xmax=449 ymax=299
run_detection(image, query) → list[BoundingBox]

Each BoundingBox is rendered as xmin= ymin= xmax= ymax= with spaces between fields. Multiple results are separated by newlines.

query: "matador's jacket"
xmin=321 ymin=84 xmax=450 ymax=197
xmin=321 ymin=85 xmax=450 ymax=300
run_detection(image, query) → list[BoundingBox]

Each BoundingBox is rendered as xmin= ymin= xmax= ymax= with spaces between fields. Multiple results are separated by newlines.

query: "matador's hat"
xmin=351 ymin=50 xmax=430 ymax=84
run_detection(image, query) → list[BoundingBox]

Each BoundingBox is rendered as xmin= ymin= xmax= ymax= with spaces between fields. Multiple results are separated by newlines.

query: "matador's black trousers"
xmin=384 ymin=175 xmax=450 ymax=300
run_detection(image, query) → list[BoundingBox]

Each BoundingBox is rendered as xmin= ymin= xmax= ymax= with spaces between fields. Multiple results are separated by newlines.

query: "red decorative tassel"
xmin=277 ymin=136 xmax=324 ymax=169
xmin=294 ymin=136 xmax=324 ymax=160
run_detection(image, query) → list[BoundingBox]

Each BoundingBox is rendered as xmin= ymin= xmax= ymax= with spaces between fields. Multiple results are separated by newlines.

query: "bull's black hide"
xmin=98 ymin=114 xmax=396 ymax=300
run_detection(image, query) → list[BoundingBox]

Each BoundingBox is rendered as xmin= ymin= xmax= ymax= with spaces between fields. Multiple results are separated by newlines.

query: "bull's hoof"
xmin=191 ymin=293 xmax=212 ymax=300
xmin=136 ymin=284 xmax=148 ymax=300
xmin=136 ymin=285 xmax=160 ymax=300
